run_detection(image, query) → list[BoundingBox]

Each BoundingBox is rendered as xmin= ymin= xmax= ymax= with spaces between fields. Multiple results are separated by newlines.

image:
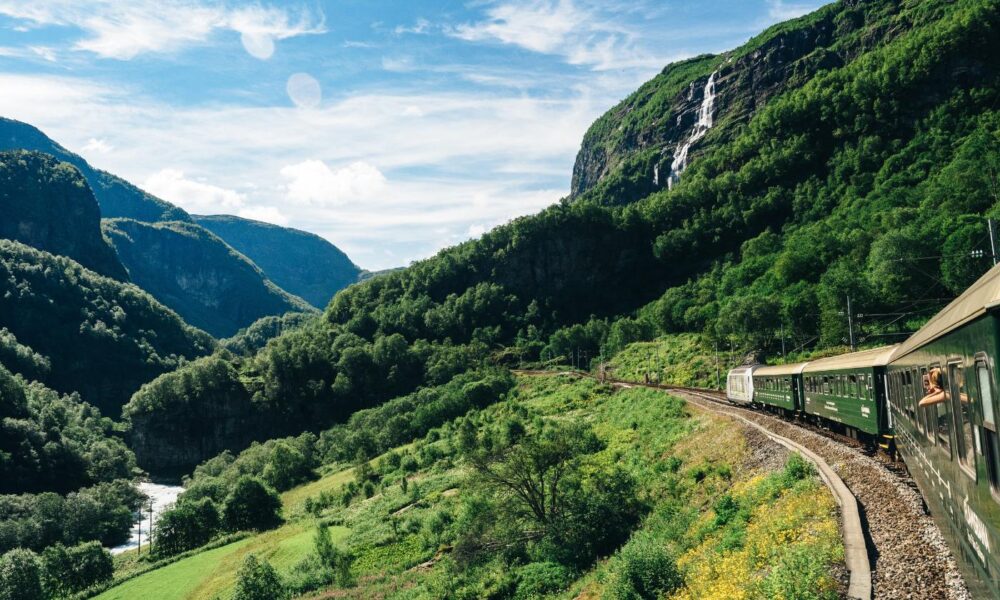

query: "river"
xmin=109 ymin=481 xmax=185 ymax=555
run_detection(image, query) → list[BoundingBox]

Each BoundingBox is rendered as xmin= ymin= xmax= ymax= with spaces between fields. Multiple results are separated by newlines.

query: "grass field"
xmin=94 ymin=465 xmax=356 ymax=600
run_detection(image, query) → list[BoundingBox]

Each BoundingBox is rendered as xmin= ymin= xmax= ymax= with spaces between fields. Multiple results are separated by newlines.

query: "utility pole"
xmin=990 ymin=218 xmax=999 ymax=266
xmin=148 ymin=502 xmax=154 ymax=553
xmin=714 ymin=341 xmax=721 ymax=390
xmin=780 ymin=325 xmax=786 ymax=359
xmin=847 ymin=295 xmax=856 ymax=351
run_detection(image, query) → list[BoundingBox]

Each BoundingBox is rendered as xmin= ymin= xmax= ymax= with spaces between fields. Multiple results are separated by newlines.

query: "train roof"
xmin=754 ymin=362 xmax=808 ymax=376
xmin=801 ymin=345 xmax=899 ymax=373
xmin=727 ymin=365 xmax=761 ymax=375
xmin=893 ymin=262 xmax=1000 ymax=359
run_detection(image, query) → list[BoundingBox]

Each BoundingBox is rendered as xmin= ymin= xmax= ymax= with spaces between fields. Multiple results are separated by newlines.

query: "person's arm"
xmin=919 ymin=389 xmax=947 ymax=407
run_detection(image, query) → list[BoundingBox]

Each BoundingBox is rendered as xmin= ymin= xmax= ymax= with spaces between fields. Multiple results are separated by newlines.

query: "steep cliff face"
xmin=125 ymin=356 xmax=266 ymax=473
xmin=0 ymin=150 xmax=128 ymax=280
xmin=0 ymin=117 xmax=191 ymax=223
xmin=103 ymin=219 xmax=316 ymax=337
xmin=194 ymin=215 xmax=361 ymax=309
xmin=570 ymin=0 xmax=908 ymax=204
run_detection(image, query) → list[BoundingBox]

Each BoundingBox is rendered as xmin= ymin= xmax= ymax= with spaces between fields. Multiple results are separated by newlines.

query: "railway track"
xmin=514 ymin=370 xmax=972 ymax=600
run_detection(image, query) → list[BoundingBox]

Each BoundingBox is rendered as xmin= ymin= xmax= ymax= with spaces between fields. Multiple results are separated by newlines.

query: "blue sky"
xmin=0 ymin=0 xmax=826 ymax=270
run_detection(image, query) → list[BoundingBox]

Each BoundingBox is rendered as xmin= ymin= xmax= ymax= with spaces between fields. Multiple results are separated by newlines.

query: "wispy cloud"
xmin=0 ymin=1 xmax=325 ymax=60
xmin=450 ymin=0 xmax=664 ymax=71
xmin=395 ymin=18 xmax=431 ymax=35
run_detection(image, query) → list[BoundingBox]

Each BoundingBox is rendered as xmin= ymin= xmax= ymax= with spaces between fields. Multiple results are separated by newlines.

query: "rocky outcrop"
xmin=0 ymin=150 xmax=129 ymax=280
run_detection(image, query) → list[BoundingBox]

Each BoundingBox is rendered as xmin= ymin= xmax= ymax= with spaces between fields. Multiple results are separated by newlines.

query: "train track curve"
xmin=514 ymin=370 xmax=971 ymax=599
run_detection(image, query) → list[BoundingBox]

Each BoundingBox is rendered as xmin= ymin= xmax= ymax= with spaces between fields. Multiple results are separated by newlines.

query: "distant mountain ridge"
xmin=0 ymin=117 xmax=191 ymax=222
xmin=0 ymin=117 xmax=362 ymax=336
xmin=194 ymin=215 xmax=361 ymax=309
xmin=103 ymin=218 xmax=317 ymax=338
xmin=0 ymin=150 xmax=128 ymax=280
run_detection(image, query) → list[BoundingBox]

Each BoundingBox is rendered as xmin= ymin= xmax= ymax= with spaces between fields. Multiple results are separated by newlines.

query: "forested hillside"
xmin=194 ymin=215 xmax=361 ymax=309
xmin=125 ymin=0 xmax=1000 ymax=472
xmin=103 ymin=219 xmax=316 ymax=338
xmin=0 ymin=239 xmax=214 ymax=416
xmin=0 ymin=118 xmax=190 ymax=223
xmin=0 ymin=150 xmax=127 ymax=280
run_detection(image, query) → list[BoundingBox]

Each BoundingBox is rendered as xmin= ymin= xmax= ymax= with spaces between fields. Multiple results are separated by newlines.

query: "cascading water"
xmin=667 ymin=70 xmax=718 ymax=189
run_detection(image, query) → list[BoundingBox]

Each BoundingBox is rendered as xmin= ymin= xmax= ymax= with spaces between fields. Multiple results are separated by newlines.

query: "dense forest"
xmin=125 ymin=0 xmax=1000 ymax=471
xmin=0 ymin=239 xmax=214 ymax=416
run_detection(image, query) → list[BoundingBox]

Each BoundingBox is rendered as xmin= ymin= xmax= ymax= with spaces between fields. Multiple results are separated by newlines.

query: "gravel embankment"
xmin=678 ymin=391 xmax=971 ymax=600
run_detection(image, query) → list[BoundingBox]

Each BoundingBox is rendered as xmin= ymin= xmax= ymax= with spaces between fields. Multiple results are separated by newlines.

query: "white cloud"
xmin=466 ymin=224 xmax=487 ymax=238
xmin=395 ymin=18 xmax=431 ymax=35
xmin=238 ymin=205 xmax=289 ymax=226
xmin=451 ymin=0 xmax=663 ymax=71
xmin=0 ymin=1 xmax=325 ymax=60
xmin=281 ymin=160 xmax=387 ymax=207
xmin=81 ymin=137 xmax=113 ymax=154
xmin=143 ymin=168 xmax=246 ymax=214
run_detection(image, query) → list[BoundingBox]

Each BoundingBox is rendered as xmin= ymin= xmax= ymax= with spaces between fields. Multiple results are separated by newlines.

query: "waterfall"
xmin=667 ymin=70 xmax=718 ymax=189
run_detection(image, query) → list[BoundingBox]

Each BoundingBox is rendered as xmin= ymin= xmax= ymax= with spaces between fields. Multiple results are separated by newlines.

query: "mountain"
xmin=125 ymin=0 xmax=1000 ymax=470
xmin=102 ymin=219 xmax=316 ymax=338
xmin=0 ymin=239 xmax=214 ymax=416
xmin=193 ymin=215 xmax=361 ymax=309
xmin=0 ymin=117 xmax=190 ymax=223
xmin=0 ymin=150 xmax=128 ymax=280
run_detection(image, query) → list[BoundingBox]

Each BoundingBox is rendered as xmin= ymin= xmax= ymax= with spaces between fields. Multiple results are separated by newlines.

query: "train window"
xmin=934 ymin=366 xmax=952 ymax=457
xmin=976 ymin=361 xmax=1000 ymax=499
xmin=920 ymin=367 xmax=935 ymax=443
xmin=979 ymin=362 xmax=997 ymax=429
xmin=949 ymin=363 xmax=975 ymax=477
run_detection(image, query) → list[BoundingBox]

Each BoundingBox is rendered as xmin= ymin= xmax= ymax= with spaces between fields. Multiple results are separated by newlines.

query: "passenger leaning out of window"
xmin=919 ymin=368 xmax=947 ymax=407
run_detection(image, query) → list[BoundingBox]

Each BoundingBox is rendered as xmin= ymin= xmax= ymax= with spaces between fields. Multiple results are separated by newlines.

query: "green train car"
xmin=752 ymin=362 xmax=806 ymax=413
xmin=886 ymin=267 xmax=1000 ymax=598
xmin=801 ymin=346 xmax=897 ymax=440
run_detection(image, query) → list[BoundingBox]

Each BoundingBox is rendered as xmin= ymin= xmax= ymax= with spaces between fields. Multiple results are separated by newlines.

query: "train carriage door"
xmin=976 ymin=357 xmax=1000 ymax=498
xmin=949 ymin=363 xmax=976 ymax=478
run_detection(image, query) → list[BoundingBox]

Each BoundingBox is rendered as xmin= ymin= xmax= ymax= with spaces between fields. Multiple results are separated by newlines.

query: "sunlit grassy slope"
xmin=94 ymin=374 xmax=842 ymax=599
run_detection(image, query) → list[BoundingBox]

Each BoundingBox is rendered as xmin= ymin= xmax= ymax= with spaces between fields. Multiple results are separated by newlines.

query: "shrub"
xmin=514 ymin=562 xmax=575 ymax=599
xmin=223 ymin=477 xmax=282 ymax=532
xmin=0 ymin=548 xmax=43 ymax=600
xmin=233 ymin=554 xmax=287 ymax=600
xmin=314 ymin=525 xmax=353 ymax=587
xmin=154 ymin=498 xmax=221 ymax=556
xmin=41 ymin=541 xmax=112 ymax=596
xmin=603 ymin=537 xmax=680 ymax=600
